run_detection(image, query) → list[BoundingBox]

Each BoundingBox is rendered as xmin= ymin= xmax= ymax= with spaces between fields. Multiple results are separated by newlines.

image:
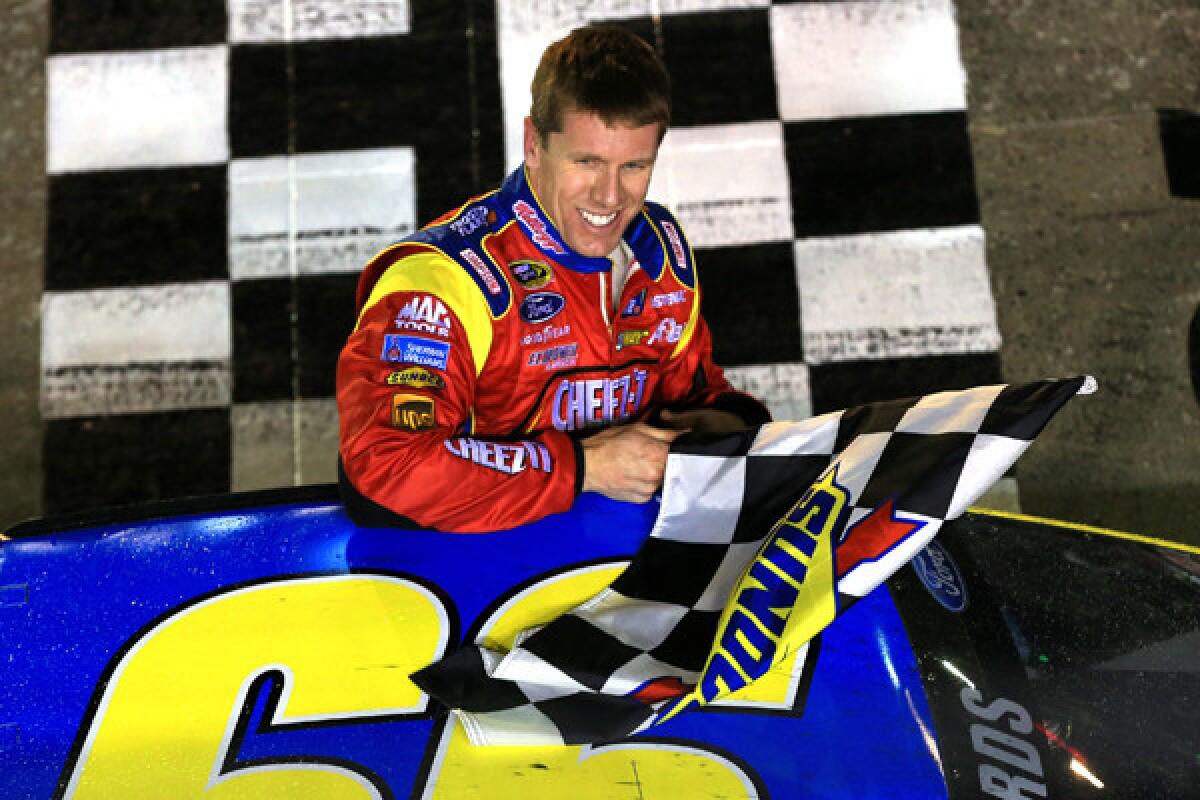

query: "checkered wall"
xmin=43 ymin=0 xmax=1003 ymax=514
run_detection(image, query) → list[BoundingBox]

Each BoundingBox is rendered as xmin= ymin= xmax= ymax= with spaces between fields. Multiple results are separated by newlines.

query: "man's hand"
xmin=658 ymin=408 xmax=747 ymax=434
xmin=581 ymin=423 xmax=685 ymax=503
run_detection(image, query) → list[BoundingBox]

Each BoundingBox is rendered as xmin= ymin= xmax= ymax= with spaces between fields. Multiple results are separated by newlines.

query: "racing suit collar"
xmin=500 ymin=166 xmax=626 ymax=274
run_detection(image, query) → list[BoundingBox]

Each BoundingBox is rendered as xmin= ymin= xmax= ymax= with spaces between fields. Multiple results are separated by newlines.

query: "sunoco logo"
xmin=386 ymin=367 xmax=445 ymax=390
xmin=912 ymin=541 xmax=968 ymax=612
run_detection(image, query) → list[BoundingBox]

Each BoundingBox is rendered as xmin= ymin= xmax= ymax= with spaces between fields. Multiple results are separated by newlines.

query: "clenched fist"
xmin=580 ymin=423 xmax=685 ymax=503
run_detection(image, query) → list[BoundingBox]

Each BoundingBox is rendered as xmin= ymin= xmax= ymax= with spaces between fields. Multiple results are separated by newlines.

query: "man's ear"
xmin=523 ymin=117 xmax=540 ymax=168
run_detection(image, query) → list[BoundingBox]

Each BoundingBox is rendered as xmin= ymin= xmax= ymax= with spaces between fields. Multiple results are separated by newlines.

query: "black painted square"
xmin=785 ymin=112 xmax=980 ymax=237
xmin=296 ymin=274 xmax=360 ymax=398
xmin=50 ymin=0 xmax=226 ymax=54
xmin=44 ymin=410 xmax=230 ymax=514
xmin=233 ymin=278 xmax=295 ymax=403
xmin=228 ymin=44 xmax=290 ymax=159
xmin=809 ymin=352 xmax=1003 ymax=415
xmin=699 ymin=243 xmax=803 ymax=366
xmin=659 ymin=9 xmax=777 ymax=127
xmin=46 ymin=166 xmax=227 ymax=291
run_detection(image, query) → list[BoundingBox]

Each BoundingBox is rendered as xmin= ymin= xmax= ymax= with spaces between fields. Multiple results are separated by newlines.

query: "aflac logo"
xmin=519 ymin=292 xmax=566 ymax=324
xmin=911 ymin=541 xmax=968 ymax=612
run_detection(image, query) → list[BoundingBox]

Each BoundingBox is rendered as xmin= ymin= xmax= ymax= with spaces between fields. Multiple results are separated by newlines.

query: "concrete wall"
xmin=958 ymin=1 xmax=1199 ymax=539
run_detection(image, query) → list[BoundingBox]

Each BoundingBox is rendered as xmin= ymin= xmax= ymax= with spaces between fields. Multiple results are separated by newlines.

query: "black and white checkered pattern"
xmin=412 ymin=376 xmax=1093 ymax=745
xmin=43 ymin=0 xmax=1004 ymax=513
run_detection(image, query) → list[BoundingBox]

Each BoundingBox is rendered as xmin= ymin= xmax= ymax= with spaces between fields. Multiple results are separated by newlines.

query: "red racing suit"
xmin=336 ymin=166 xmax=769 ymax=532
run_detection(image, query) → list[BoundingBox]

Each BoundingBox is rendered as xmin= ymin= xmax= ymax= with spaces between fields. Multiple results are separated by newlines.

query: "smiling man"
xmin=335 ymin=25 xmax=770 ymax=532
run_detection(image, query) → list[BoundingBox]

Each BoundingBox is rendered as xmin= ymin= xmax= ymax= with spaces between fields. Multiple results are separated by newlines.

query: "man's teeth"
xmin=580 ymin=209 xmax=617 ymax=226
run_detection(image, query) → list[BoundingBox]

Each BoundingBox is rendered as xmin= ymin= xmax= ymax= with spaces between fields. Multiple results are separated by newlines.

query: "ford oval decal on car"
xmin=911 ymin=540 xmax=968 ymax=612
xmin=520 ymin=292 xmax=565 ymax=324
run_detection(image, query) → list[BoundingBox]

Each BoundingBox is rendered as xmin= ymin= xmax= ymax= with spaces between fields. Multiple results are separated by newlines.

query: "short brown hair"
xmin=530 ymin=24 xmax=671 ymax=142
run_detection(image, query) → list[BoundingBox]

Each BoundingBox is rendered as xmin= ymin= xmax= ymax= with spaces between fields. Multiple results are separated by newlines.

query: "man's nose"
xmin=592 ymin=168 xmax=621 ymax=207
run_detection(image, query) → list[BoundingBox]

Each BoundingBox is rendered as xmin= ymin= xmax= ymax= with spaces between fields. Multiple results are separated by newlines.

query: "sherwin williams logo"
xmin=510 ymin=259 xmax=552 ymax=290
xmin=519 ymin=292 xmax=565 ymax=324
xmin=512 ymin=200 xmax=566 ymax=254
xmin=382 ymin=335 xmax=451 ymax=370
xmin=387 ymin=367 xmax=446 ymax=390
xmin=912 ymin=541 xmax=968 ymax=612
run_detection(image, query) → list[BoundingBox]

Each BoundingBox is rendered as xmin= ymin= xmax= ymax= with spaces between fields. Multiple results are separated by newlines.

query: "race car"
xmin=1 ymin=487 xmax=1196 ymax=798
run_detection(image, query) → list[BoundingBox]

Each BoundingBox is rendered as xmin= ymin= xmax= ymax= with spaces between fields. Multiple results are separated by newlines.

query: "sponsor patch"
xmin=459 ymin=247 xmax=502 ymax=295
xmin=615 ymin=329 xmax=650 ymax=351
xmin=448 ymin=205 xmax=490 ymax=237
xmin=391 ymin=393 xmax=436 ymax=432
xmin=648 ymin=317 xmax=684 ymax=346
xmin=651 ymin=290 xmax=686 ymax=309
xmin=551 ymin=368 xmax=649 ymax=431
xmin=394 ymin=295 xmax=451 ymax=337
xmin=520 ymin=323 xmax=570 ymax=346
xmin=513 ymin=199 xmax=566 ymax=254
xmin=510 ymin=259 xmax=553 ymax=290
xmin=444 ymin=437 xmax=553 ymax=475
xmin=386 ymin=366 xmax=445 ymax=390
xmin=520 ymin=292 xmax=566 ymax=324
xmin=527 ymin=343 xmax=578 ymax=370
xmin=911 ymin=540 xmax=968 ymax=612
xmin=381 ymin=335 xmax=451 ymax=370
xmin=620 ymin=288 xmax=647 ymax=318
xmin=662 ymin=219 xmax=687 ymax=268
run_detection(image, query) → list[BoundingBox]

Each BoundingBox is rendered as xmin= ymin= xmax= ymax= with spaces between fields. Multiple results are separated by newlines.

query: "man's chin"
xmin=565 ymin=234 xmax=619 ymax=259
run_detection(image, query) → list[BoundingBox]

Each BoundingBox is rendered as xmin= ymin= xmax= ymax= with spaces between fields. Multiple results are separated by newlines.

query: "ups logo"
xmin=391 ymin=394 xmax=436 ymax=432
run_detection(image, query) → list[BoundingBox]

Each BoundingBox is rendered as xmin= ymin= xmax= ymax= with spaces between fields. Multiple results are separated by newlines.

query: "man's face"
xmin=524 ymin=110 xmax=661 ymax=258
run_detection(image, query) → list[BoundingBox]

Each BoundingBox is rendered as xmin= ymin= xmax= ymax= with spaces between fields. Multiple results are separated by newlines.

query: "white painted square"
xmin=41 ymin=282 xmax=232 ymax=417
xmin=725 ymin=362 xmax=811 ymax=423
xmin=229 ymin=0 xmax=411 ymax=42
xmin=648 ymin=121 xmax=793 ymax=248
xmin=229 ymin=147 xmax=416 ymax=279
xmin=796 ymin=225 xmax=1002 ymax=363
xmin=770 ymin=0 xmax=966 ymax=121
xmin=47 ymin=46 xmax=229 ymax=174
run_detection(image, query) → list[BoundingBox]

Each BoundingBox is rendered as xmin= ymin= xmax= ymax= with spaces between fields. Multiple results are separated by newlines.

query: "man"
xmin=336 ymin=24 xmax=769 ymax=532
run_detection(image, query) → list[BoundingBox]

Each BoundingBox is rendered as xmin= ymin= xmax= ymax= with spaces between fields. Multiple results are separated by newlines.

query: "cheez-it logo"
xmin=391 ymin=394 xmax=436 ymax=432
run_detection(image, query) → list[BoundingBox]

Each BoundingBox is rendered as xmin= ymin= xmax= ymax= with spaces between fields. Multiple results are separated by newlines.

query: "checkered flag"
xmin=412 ymin=376 xmax=1094 ymax=745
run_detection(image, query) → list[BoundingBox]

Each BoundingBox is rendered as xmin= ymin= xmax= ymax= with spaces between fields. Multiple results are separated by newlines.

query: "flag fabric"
xmin=412 ymin=376 xmax=1094 ymax=745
